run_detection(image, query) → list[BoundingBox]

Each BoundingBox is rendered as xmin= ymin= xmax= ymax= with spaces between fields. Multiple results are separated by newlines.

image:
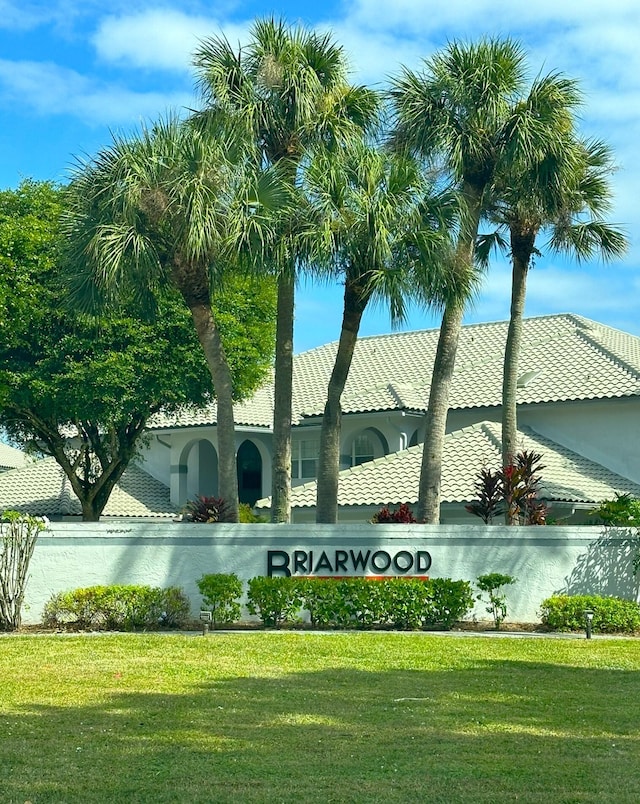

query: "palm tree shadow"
xmin=556 ymin=526 xmax=640 ymax=600
xmin=2 ymin=658 xmax=639 ymax=803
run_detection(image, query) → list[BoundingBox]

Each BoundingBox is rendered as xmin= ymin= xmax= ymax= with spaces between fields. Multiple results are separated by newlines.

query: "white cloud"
xmin=0 ymin=0 xmax=136 ymax=32
xmin=92 ymin=10 xmax=251 ymax=72
xmin=342 ymin=0 xmax=640 ymax=37
xmin=0 ymin=59 xmax=195 ymax=125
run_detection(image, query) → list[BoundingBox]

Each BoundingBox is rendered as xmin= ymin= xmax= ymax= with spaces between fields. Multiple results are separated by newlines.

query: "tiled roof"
xmin=262 ymin=421 xmax=640 ymax=509
xmin=0 ymin=443 xmax=27 ymax=471
xmin=149 ymin=377 xmax=274 ymax=430
xmin=0 ymin=458 xmax=176 ymax=518
xmin=149 ymin=313 xmax=640 ymax=430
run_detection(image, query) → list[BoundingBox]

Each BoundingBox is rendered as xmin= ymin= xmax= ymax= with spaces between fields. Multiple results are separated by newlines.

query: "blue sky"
xmin=1 ymin=0 xmax=639 ymax=352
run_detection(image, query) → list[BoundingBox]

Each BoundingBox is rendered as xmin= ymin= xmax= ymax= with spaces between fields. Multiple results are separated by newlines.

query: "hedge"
xmin=43 ymin=585 xmax=191 ymax=631
xmin=539 ymin=594 xmax=640 ymax=633
xmin=246 ymin=576 xmax=474 ymax=630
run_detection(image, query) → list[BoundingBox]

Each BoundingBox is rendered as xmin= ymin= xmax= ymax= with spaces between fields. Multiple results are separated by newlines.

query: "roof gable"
xmin=0 ymin=458 xmax=176 ymax=519
xmin=267 ymin=420 xmax=640 ymax=510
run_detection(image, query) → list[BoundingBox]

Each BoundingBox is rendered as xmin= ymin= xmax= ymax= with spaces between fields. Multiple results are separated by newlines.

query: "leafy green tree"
xmin=193 ymin=17 xmax=379 ymax=522
xmin=304 ymin=142 xmax=457 ymax=522
xmin=0 ymin=180 xmax=275 ymax=521
xmin=390 ymin=38 xmax=583 ymax=523
xmin=478 ymin=136 xmax=626 ymax=506
xmin=62 ymin=118 xmax=277 ymax=520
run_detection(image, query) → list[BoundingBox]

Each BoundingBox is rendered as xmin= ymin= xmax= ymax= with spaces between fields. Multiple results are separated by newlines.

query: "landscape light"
xmin=583 ymin=609 xmax=594 ymax=639
xmin=199 ymin=610 xmax=212 ymax=636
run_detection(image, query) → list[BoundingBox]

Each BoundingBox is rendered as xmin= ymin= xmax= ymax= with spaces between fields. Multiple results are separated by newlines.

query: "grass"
xmin=0 ymin=632 xmax=639 ymax=803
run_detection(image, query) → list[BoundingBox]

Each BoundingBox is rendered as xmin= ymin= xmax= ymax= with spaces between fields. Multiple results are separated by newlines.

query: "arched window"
xmin=347 ymin=427 xmax=389 ymax=467
xmin=352 ymin=433 xmax=376 ymax=466
xmin=236 ymin=440 xmax=263 ymax=506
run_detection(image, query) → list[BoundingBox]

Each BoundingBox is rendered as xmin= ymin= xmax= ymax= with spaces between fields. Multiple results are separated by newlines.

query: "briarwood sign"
xmin=267 ymin=548 xmax=432 ymax=577
xmin=21 ymin=523 xmax=622 ymax=624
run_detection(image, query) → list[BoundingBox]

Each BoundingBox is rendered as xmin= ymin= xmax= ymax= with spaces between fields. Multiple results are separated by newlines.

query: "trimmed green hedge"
xmin=246 ymin=576 xmax=474 ymax=630
xmin=197 ymin=573 xmax=243 ymax=627
xmin=540 ymin=594 xmax=640 ymax=634
xmin=246 ymin=576 xmax=302 ymax=627
xmin=43 ymin=585 xmax=191 ymax=631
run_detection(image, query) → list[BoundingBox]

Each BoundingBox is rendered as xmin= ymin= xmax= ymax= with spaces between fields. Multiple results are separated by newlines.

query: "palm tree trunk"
xmin=271 ymin=269 xmax=295 ymax=523
xmin=189 ymin=302 xmax=239 ymax=521
xmin=502 ymin=225 xmax=536 ymax=524
xmin=316 ymin=281 xmax=369 ymax=523
xmin=417 ymin=182 xmax=482 ymax=523
xmin=417 ymin=298 xmax=465 ymax=523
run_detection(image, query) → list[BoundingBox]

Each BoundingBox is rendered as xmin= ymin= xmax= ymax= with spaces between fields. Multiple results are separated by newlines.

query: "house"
xmin=141 ymin=312 xmax=640 ymax=521
xmin=2 ymin=312 xmax=640 ymax=521
xmin=261 ymin=420 xmax=640 ymax=523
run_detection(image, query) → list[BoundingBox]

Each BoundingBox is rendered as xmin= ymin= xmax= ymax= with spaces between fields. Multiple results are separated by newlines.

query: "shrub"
xmin=427 ymin=578 xmax=475 ymax=628
xmin=476 ymin=573 xmax=517 ymax=630
xmin=43 ymin=585 xmax=191 ymax=631
xmin=259 ymin=576 xmax=474 ymax=630
xmin=465 ymin=469 xmax=504 ymax=524
xmin=196 ymin=573 xmax=242 ymax=627
xmin=238 ymin=503 xmax=267 ymax=523
xmin=383 ymin=578 xmax=432 ymax=629
xmin=540 ymin=594 xmax=640 ymax=634
xmin=0 ymin=511 xmax=49 ymax=631
xmin=589 ymin=493 xmax=640 ymax=527
xmin=589 ymin=494 xmax=640 ymax=575
xmin=466 ymin=450 xmax=548 ymax=525
xmin=336 ymin=578 xmax=388 ymax=627
xmin=246 ymin=576 xmax=302 ymax=627
xmin=371 ymin=503 xmax=417 ymax=523
xmin=181 ymin=495 xmax=233 ymax=523
xmin=296 ymin=577 xmax=350 ymax=628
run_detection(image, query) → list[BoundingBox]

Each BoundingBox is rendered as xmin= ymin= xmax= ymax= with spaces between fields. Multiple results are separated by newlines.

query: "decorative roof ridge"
xmin=293 ymin=312 xmax=582 ymax=357
xmin=573 ymin=323 xmax=640 ymax=385
xmin=58 ymin=467 xmax=78 ymax=515
xmin=477 ymin=421 xmax=504 ymax=453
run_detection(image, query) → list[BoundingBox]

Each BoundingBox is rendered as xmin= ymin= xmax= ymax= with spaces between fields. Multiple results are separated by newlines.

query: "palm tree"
xmin=193 ymin=17 xmax=379 ymax=522
xmin=390 ymin=38 xmax=582 ymax=523
xmin=63 ymin=117 xmax=277 ymax=521
xmin=303 ymin=142 xmax=458 ymax=522
xmin=478 ymin=135 xmax=627 ymax=517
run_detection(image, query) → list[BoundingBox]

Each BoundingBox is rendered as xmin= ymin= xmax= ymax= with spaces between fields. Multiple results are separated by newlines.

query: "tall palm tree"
xmin=63 ymin=117 xmax=278 ymax=521
xmin=478 ymin=135 xmax=627 ymax=518
xmin=303 ymin=143 xmax=458 ymax=522
xmin=193 ymin=17 xmax=379 ymax=522
xmin=390 ymin=38 xmax=582 ymax=523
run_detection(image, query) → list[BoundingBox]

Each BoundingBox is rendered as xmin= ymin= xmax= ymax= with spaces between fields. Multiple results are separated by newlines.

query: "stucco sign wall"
xmin=22 ymin=522 xmax=640 ymax=624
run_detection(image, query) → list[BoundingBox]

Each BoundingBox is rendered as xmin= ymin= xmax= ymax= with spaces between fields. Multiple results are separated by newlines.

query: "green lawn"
xmin=1 ymin=632 xmax=639 ymax=803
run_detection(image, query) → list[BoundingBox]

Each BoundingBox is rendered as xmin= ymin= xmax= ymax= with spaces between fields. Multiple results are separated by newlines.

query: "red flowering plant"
xmin=371 ymin=503 xmax=418 ymax=523
xmin=466 ymin=450 xmax=548 ymax=525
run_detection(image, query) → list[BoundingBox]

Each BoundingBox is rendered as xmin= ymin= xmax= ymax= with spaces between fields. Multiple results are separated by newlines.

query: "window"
xmin=292 ymin=438 xmax=319 ymax=479
xmin=352 ymin=434 xmax=375 ymax=466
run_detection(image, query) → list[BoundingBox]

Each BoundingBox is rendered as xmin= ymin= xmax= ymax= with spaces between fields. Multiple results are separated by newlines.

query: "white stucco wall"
xmin=21 ymin=523 xmax=640 ymax=626
xmin=522 ymin=397 xmax=640 ymax=485
xmin=446 ymin=397 xmax=640 ymax=485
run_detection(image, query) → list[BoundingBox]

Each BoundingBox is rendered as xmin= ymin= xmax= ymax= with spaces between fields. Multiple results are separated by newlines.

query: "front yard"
xmin=1 ymin=632 xmax=638 ymax=802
